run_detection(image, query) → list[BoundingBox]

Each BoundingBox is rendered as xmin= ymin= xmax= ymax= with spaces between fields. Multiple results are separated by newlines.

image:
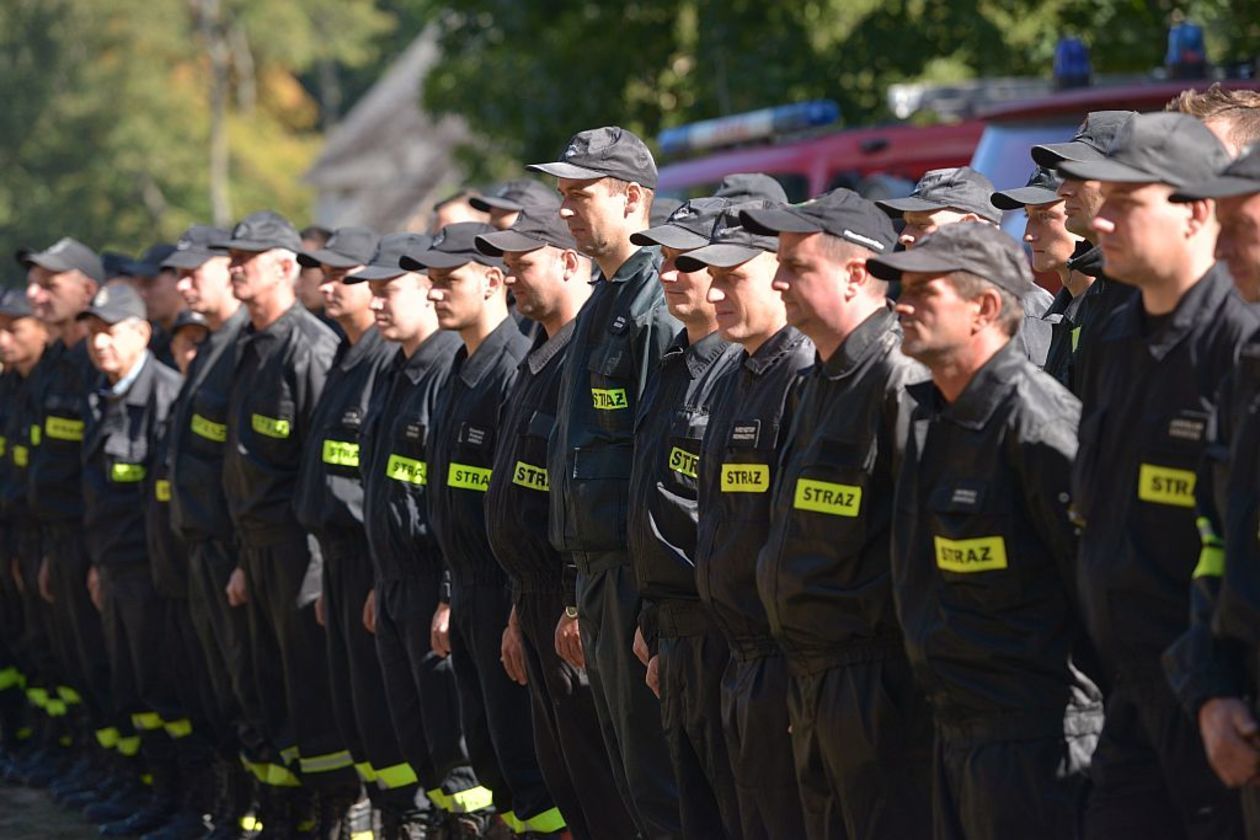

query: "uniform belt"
xmin=726 ymin=635 xmax=781 ymax=662
xmin=571 ymin=550 xmax=629 ymax=577
xmin=656 ymin=600 xmax=714 ymax=639
xmin=784 ymin=634 xmax=905 ymax=676
xmin=935 ymin=705 xmax=1102 ymax=745
xmin=313 ymin=532 xmax=364 ymax=562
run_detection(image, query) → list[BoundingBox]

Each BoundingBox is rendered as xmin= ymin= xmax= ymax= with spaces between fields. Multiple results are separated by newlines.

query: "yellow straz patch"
xmin=512 ymin=461 xmax=549 ymax=492
xmin=155 ymin=480 xmax=171 ymax=502
xmin=45 ymin=416 xmax=83 ymax=442
xmin=720 ymin=463 xmax=769 ymax=493
xmin=668 ymin=447 xmax=698 ymax=479
xmin=448 ymin=463 xmax=492 ymax=492
xmin=793 ymin=479 xmax=862 ymax=517
xmin=12 ymin=445 xmax=28 ymax=467
xmin=1137 ymin=464 xmax=1196 ymax=508
xmin=321 ymin=440 xmax=360 ymax=468
xmin=110 ymin=463 xmax=146 ymax=483
xmin=190 ymin=413 xmax=227 ymax=443
xmin=591 ymin=388 xmax=629 ymax=410
xmin=385 ymin=454 xmax=426 ymax=485
xmin=934 ymin=536 xmax=1008 ymax=573
xmin=30 ymin=424 xmax=41 ymax=446
xmin=251 ymin=414 xmax=291 ymax=439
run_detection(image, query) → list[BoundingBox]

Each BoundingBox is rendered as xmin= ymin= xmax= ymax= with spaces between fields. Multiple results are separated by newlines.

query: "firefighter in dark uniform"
xmin=741 ymin=189 xmax=934 ymax=839
xmin=869 ymin=224 xmax=1103 ymax=840
xmin=216 ymin=211 xmax=357 ymax=835
xmin=165 ymin=225 xmax=265 ymax=837
xmin=76 ymin=284 xmax=191 ymax=838
xmin=406 ymin=223 xmax=562 ymax=837
xmin=471 ymin=179 xmax=563 ymax=231
xmin=1163 ymin=145 xmax=1260 ymax=833
xmin=137 ymin=307 xmax=220 ymax=840
xmin=20 ymin=238 xmax=124 ymax=786
xmin=0 ymin=290 xmax=49 ymax=778
xmin=1030 ymin=110 xmax=1139 ymax=396
xmin=477 ymin=213 xmax=639 ymax=840
xmin=678 ymin=207 xmax=815 ymax=838
xmin=353 ymin=233 xmax=488 ymax=835
xmin=1061 ymin=112 xmax=1258 ymax=839
xmin=293 ymin=227 xmax=431 ymax=837
xmin=125 ymin=243 xmax=182 ymax=370
xmin=624 ymin=196 xmax=745 ymax=839
xmin=527 ymin=126 xmax=683 ymax=838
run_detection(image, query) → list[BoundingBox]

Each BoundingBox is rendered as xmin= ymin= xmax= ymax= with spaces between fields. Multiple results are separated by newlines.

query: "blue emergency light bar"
xmin=658 ymin=100 xmax=841 ymax=157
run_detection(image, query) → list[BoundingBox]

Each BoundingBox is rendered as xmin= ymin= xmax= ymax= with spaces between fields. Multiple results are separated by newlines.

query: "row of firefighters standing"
xmin=2 ymin=107 xmax=1260 ymax=840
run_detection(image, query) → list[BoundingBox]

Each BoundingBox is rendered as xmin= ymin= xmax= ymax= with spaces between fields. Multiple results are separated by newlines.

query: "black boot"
xmin=252 ymin=785 xmax=296 ymax=840
xmin=99 ymin=765 xmax=179 ymax=837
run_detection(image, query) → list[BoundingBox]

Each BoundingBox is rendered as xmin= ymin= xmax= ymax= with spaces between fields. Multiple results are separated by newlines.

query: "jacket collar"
xmin=400 ymin=329 xmax=458 ymax=385
xmin=526 ymin=319 xmax=575 ymax=375
xmin=821 ymin=305 xmax=898 ymax=380
xmin=457 ymin=316 xmax=518 ymax=387
xmin=602 ymin=247 xmax=656 ymax=286
xmin=744 ymin=324 xmax=809 ymax=376
xmin=335 ymin=325 xmax=385 ymax=373
xmin=1107 ymin=262 xmax=1234 ymax=362
xmin=908 ymin=339 xmax=1024 ymax=430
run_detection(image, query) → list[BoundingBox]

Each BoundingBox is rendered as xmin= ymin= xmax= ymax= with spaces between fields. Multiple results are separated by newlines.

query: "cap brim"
xmin=738 ymin=207 xmax=820 ymax=236
xmin=22 ymin=253 xmax=76 ymax=274
xmin=399 ymin=251 xmax=473 ymax=271
xmin=123 ymin=261 xmax=162 ymax=277
xmin=675 ymin=244 xmax=766 ymax=272
xmin=162 ymin=248 xmax=220 ymax=270
xmin=297 ymin=248 xmax=361 ymax=269
xmin=875 ymin=196 xmax=949 ymax=218
xmin=344 ymin=264 xmax=408 ymax=284
xmin=475 ymin=230 xmax=547 ymax=257
xmin=525 ymin=161 xmax=608 ymax=181
xmin=214 ymin=238 xmax=294 ymax=253
xmin=1031 ymin=141 xmax=1106 ymax=169
xmin=469 ymin=196 xmax=523 ymax=212
xmin=1055 ymin=158 xmax=1160 ymax=184
xmin=991 ymin=187 xmax=1062 ymax=210
xmin=866 ymin=249 xmax=968 ymax=282
xmin=630 ymin=225 xmax=712 ymax=249
xmin=172 ymin=321 xmax=209 ymax=336
xmin=75 ymin=307 xmax=139 ymax=325
xmin=1171 ymin=175 xmax=1260 ymax=202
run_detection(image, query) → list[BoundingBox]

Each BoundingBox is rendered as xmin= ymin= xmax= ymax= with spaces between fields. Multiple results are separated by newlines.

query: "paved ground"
xmin=0 ymin=784 xmax=100 ymax=838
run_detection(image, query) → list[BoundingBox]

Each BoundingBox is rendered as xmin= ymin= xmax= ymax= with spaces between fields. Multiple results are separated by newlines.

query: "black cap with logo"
xmin=470 ymin=180 xmax=561 ymax=215
xmin=76 ymin=283 xmax=147 ymax=324
xmin=631 ymin=197 xmax=730 ymax=250
xmin=399 ymin=222 xmax=504 ymax=272
xmin=1032 ymin=110 xmax=1137 ymax=168
xmin=528 ymin=126 xmax=659 ymax=189
xmin=297 ymin=227 xmax=380 ymax=269
xmin=740 ymin=188 xmax=898 ymax=254
xmin=214 ymin=210 xmax=304 ymax=253
xmin=991 ymin=167 xmax=1064 ymax=210
xmin=345 ymin=233 xmax=434 ymax=284
xmin=675 ymin=203 xmax=780 ymax=272
xmin=17 ymin=237 xmax=105 ymax=285
xmin=475 ymin=212 xmax=578 ymax=257
xmin=1057 ymin=112 xmax=1230 ymax=188
xmin=163 ymin=226 xmax=230 ymax=271
xmin=866 ymin=222 xmax=1038 ymax=297
xmin=877 ymin=167 xmax=1002 ymax=223
xmin=1173 ymin=143 xmax=1260 ymax=201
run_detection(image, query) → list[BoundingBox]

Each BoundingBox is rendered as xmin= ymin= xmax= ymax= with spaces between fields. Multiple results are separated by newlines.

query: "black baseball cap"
xmin=470 ymin=180 xmax=560 ymax=214
xmin=0 ymin=288 xmax=33 ymax=318
xmin=102 ymin=251 xmax=134 ymax=278
xmin=866 ymin=222 xmax=1038 ymax=298
xmin=740 ymin=188 xmax=898 ymax=254
xmin=214 ymin=210 xmax=303 ymax=253
xmin=527 ymin=126 xmax=659 ymax=189
xmin=1032 ymin=110 xmax=1137 ymax=168
xmin=714 ymin=173 xmax=789 ymax=204
xmin=631 ymin=197 xmax=730 ymax=250
xmin=345 ymin=233 xmax=434 ymax=284
xmin=675 ymin=203 xmax=780 ymax=272
xmin=163 ymin=226 xmax=230 ymax=270
xmin=17 ymin=237 xmax=105 ymax=284
xmin=1057 ymin=112 xmax=1230 ymax=188
xmin=1172 ymin=144 xmax=1260 ymax=201
xmin=171 ymin=309 xmax=210 ymax=336
xmin=475 ymin=212 xmax=578 ymax=256
xmin=649 ymin=197 xmax=683 ymax=226
xmin=399 ymin=222 xmax=504 ymax=272
xmin=76 ymin=283 xmax=147 ymax=324
xmin=991 ymin=167 xmax=1064 ymax=210
xmin=125 ymin=243 xmax=177 ymax=278
xmin=297 ymin=226 xmax=380 ymax=269
xmin=877 ymin=167 xmax=1001 ymax=223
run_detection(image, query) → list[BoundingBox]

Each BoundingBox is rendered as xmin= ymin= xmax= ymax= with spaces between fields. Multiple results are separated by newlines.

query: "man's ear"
xmin=483 ymin=265 xmax=506 ymax=297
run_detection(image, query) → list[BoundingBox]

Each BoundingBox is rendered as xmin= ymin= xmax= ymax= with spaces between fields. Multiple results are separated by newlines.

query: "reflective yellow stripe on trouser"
xmin=372 ymin=762 xmax=418 ymax=790
xmin=164 ymin=718 xmax=192 ymax=738
xmin=96 ymin=727 xmax=120 ymax=749
xmin=501 ymin=809 xmax=567 ymax=834
xmin=117 ymin=736 xmax=141 ymax=757
xmin=440 ymin=785 xmax=494 ymax=813
xmin=299 ymin=749 xmax=354 ymax=775
xmin=241 ymin=756 xmax=301 ymax=788
xmin=0 ymin=667 xmax=20 ymax=691
xmin=132 ymin=711 xmax=163 ymax=731
xmin=1193 ymin=515 xmax=1226 ymax=578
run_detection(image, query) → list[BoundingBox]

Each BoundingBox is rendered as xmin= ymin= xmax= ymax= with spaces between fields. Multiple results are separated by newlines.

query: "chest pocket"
xmin=1135 ymin=408 xmax=1208 ymax=510
xmin=664 ymin=410 xmax=707 ymax=493
xmin=928 ymin=480 xmax=1023 ymax=609
xmin=512 ymin=410 xmax=553 ymax=493
xmin=321 ymin=407 xmax=363 ymax=473
xmin=587 ymin=336 xmax=636 ymax=435
xmin=718 ymin=418 xmax=777 ymax=496
xmin=43 ymin=393 xmax=84 ymax=444
xmin=385 ymin=416 xmax=427 ymax=486
xmin=788 ymin=437 xmax=872 ymax=548
xmin=189 ymin=390 xmax=229 ymax=450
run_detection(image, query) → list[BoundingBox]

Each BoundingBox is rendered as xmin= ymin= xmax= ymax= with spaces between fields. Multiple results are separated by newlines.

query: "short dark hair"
xmin=1166 ymin=84 xmax=1260 ymax=148
xmin=947 ymin=270 xmax=1022 ymax=337
xmin=299 ymin=225 xmax=332 ymax=246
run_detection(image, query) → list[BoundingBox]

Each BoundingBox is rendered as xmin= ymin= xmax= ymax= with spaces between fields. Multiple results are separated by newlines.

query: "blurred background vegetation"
xmin=2 ymin=0 xmax=1257 ymax=265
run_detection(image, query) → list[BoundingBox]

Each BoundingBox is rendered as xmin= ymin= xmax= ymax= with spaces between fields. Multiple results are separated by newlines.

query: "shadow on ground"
xmin=0 ymin=785 xmax=101 ymax=838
